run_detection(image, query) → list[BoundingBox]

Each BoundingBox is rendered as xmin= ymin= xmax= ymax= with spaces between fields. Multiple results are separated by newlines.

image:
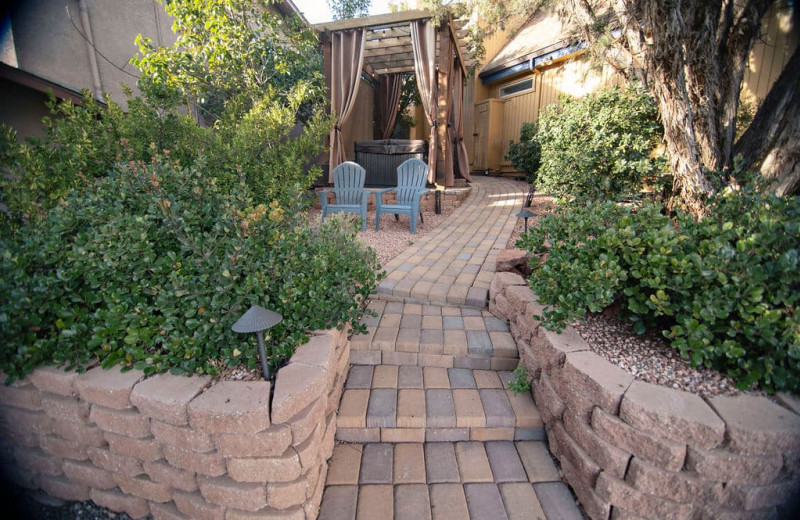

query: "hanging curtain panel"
xmin=329 ymin=28 xmax=366 ymax=179
xmin=410 ymin=19 xmax=438 ymax=184
xmin=450 ymin=63 xmax=472 ymax=181
xmin=378 ymin=73 xmax=402 ymax=139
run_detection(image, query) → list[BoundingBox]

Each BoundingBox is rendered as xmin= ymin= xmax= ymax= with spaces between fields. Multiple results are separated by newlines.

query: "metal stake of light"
xmin=517 ymin=209 xmax=537 ymax=233
xmin=231 ymin=305 xmax=283 ymax=381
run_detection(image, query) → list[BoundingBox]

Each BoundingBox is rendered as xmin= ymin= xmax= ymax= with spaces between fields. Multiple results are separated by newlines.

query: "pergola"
xmin=314 ymin=9 xmax=476 ymax=187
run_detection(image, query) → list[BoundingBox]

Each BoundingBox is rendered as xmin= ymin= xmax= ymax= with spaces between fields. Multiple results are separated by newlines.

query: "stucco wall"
xmin=490 ymin=272 xmax=800 ymax=520
xmin=0 ymin=326 xmax=352 ymax=520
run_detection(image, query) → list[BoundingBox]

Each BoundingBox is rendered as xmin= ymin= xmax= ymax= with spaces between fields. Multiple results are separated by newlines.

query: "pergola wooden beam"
xmin=312 ymin=9 xmax=430 ymax=32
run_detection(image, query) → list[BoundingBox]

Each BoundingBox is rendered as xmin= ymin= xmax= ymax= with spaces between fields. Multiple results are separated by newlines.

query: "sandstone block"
xmin=0 ymin=407 xmax=52 ymax=445
xmin=294 ymin=424 xmax=323 ymax=470
xmin=173 ymin=490 xmax=225 ymax=520
xmin=114 ymin=473 xmax=173 ymax=503
xmin=39 ymin=434 xmax=88 ymax=461
xmin=271 ymin=364 xmax=326 ymax=425
xmin=163 ymin=445 xmax=226 ymax=477
xmin=91 ymin=487 xmax=150 ymax=519
xmin=514 ymin=313 xmax=539 ymax=346
xmin=106 ymin=433 xmax=162 ymax=462
xmin=226 ymin=506 xmax=305 ymax=520
xmin=494 ymin=293 xmax=517 ymax=321
xmin=51 ymin=419 xmax=105 ymax=447
xmin=551 ymin=420 xmax=601 ymax=487
xmin=214 ymin=424 xmax=292 ymax=458
xmin=596 ymin=472 xmax=694 ymax=520
xmin=708 ymin=395 xmax=800 ymax=453
xmin=290 ymin=333 xmax=335 ymax=370
xmin=130 ymin=373 xmax=211 ymax=426
xmin=0 ymin=384 xmax=42 ymax=410
xmin=506 ymin=285 xmax=538 ymax=312
xmin=188 ymin=381 xmax=271 ymax=434
xmin=556 ymin=351 xmax=633 ymax=421
xmin=14 ymin=446 xmax=62 ymax=475
xmin=620 ymin=381 xmax=725 ymax=450
xmin=62 ymin=459 xmax=115 ymax=490
xmin=28 ymin=366 xmax=79 ymax=396
xmin=533 ymin=372 xmax=565 ymax=423
xmin=87 ymin=446 xmax=145 ymax=477
xmin=39 ymin=473 xmax=90 ymax=502
xmin=144 ymin=460 xmax=198 ymax=493
xmin=266 ymin=478 xmax=309 ymax=510
xmin=289 ymin=399 xmax=326 ymax=446
xmin=42 ymin=393 xmax=90 ymax=423
xmin=592 ymin=408 xmax=686 ymax=472
xmin=90 ymin=405 xmax=151 ymax=438
xmin=531 ymin=326 xmax=589 ymax=370
xmin=627 ymin=457 xmax=723 ymax=503
xmin=490 ymin=272 xmax=527 ymax=300
xmin=685 ymin=445 xmax=782 ymax=485
xmin=197 ymin=475 xmax=267 ymax=511
xmin=495 ymin=248 xmax=529 ymax=273
xmin=558 ymin=455 xmax=611 ymax=520
xmin=151 ymin=420 xmax=215 ymax=452
xmin=227 ymin=451 xmax=302 ymax=483
xmin=75 ymin=366 xmax=144 ymax=410
xmin=563 ymin=412 xmax=630 ymax=479
xmin=149 ymin=501 xmax=191 ymax=520
xmin=722 ymin=480 xmax=800 ymax=510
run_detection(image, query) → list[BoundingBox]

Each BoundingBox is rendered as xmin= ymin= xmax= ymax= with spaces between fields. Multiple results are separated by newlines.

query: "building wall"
xmin=0 ymin=77 xmax=52 ymax=139
xmin=340 ymin=77 xmax=375 ymax=160
xmin=742 ymin=1 xmax=798 ymax=102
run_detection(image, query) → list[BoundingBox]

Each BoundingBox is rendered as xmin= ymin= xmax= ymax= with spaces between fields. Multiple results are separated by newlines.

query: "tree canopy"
xmin=328 ymin=0 xmax=371 ymax=20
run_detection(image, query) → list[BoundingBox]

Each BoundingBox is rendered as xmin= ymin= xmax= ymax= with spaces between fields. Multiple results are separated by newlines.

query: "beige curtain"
xmin=450 ymin=62 xmax=472 ymax=181
xmin=329 ymin=28 xmax=366 ymax=179
xmin=377 ymin=73 xmax=402 ymax=139
xmin=438 ymin=30 xmax=455 ymax=186
xmin=410 ymin=19 xmax=437 ymax=183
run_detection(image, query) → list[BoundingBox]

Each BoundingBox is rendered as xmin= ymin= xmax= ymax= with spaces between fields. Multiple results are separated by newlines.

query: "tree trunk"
xmin=759 ymin=99 xmax=800 ymax=195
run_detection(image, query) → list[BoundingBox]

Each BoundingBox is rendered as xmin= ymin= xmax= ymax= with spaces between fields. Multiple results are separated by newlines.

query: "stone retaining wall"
xmin=0 ymin=326 xmax=352 ymax=520
xmin=490 ymin=272 xmax=800 ymax=520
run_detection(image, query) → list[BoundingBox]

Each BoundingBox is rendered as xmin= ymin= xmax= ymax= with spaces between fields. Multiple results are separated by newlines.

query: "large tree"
xmin=328 ymin=0 xmax=371 ymax=20
xmin=463 ymin=0 xmax=799 ymax=214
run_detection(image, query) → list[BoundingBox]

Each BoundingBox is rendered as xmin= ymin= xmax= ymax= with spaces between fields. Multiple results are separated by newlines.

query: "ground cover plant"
xmin=517 ymin=180 xmax=800 ymax=393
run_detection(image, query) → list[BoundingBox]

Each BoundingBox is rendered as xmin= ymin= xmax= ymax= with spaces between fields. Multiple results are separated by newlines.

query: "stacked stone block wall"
xmin=490 ymin=272 xmax=800 ymax=520
xmin=0 ymin=326 xmax=352 ymax=520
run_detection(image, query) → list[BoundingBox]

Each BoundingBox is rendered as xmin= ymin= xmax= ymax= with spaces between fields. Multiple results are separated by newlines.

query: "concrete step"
xmin=350 ymin=301 xmax=519 ymax=370
xmin=335 ymin=366 xmax=544 ymax=443
xmin=319 ymin=441 xmax=583 ymax=520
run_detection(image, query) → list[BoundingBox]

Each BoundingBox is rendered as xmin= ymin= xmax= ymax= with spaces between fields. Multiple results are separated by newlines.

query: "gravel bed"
xmin=3 ymin=486 xmax=135 ymax=519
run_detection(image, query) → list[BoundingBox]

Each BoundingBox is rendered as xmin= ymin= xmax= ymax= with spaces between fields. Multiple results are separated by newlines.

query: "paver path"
xmin=319 ymin=177 xmax=582 ymax=520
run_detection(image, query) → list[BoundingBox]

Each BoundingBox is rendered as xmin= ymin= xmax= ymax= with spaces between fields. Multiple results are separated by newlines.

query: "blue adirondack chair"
xmin=375 ymin=158 xmax=430 ymax=234
xmin=318 ymin=161 xmax=368 ymax=231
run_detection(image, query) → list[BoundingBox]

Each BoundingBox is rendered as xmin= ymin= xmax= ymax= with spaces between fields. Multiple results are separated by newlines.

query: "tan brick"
xmin=188 ymin=381 xmax=271 ymax=434
xmin=91 ymin=487 xmax=150 ymax=519
xmin=357 ymin=484 xmax=393 ymax=520
xmin=372 ymin=365 xmax=399 ymax=388
xmin=473 ymin=370 xmax=503 ymax=389
xmin=173 ymin=490 xmax=225 ymax=520
xmin=163 ymin=445 xmax=226 ymax=477
xmin=470 ymin=427 xmax=515 ymax=441
xmin=593 ymin=408 xmax=686 ymax=472
xmin=627 ymin=457 xmax=723 ymax=504
xmin=499 ymin=482 xmax=547 ymax=520
xmin=149 ymin=501 xmax=191 ymax=520
xmin=145 ymin=460 xmax=198 ymax=492
xmin=596 ymin=472 xmax=693 ymax=520
xmin=708 ymin=395 xmax=800 ymax=453
xmin=227 ymin=451 xmax=302 ymax=483
xmin=685 ymin=445 xmax=782 ymax=485
xmin=265 ymin=477 xmax=308 ymax=510
xmin=28 ymin=366 xmax=79 ymax=396
xmin=51 ymin=419 xmax=105 ymax=447
xmin=453 ymin=389 xmax=486 ymax=427
xmin=397 ymin=389 xmax=426 ymax=428
xmin=39 ymin=434 xmax=88 ymax=461
xmin=397 ymin=328 xmax=422 ymax=352
xmin=114 ymin=473 xmax=172 ymax=503
xmin=87 ymin=446 xmax=145 ymax=477
xmin=620 ymin=381 xmax=725 ymax=450
xmin=226 ymin=506 xmax=305 ymax=520
xmin=417 ymin=353 xmax=453 ymax=368
xmin=0 ymin=384 xmax=42 ymax=410
xmin=39 ymin=473 xmax=90 ymax=502
xmin=393 ymin=443 xmax=426 ymax=483
xmin=75 ymin=366 xmax=144 ymax=410
xmin=516 ymin=441 xmax=560 ymax=482
xmin=423 ymin=367 xmax=450 ymax=389
xmin=90 ymin=405 xmax=151 ymax=438
xmin=14 ymin=446 xmax=62 ymax=475
xmin=335 ymin=427 xmax=380 ymax=443
xmin=338 ymin=389 xmax=370 ymax=428
xmin=62 ymin=459 xmax=115 ymax=490
xmin=106 ymin=433 xmax=162 ymax=462
xmin=326 ymin=444 xmax=362 ymax=485
xmin=197 ymin=475 xmax=267 ymax=511
xmin=214 ymin=424 xmax=292 ymax=458
xmin=455 ymin=442 xmax=493 ymax=482
xmin=151 ymin=420 xmax=214 ymax=452
xmin=381 ymin=428 xmax=426 ymax=443
xmin=563 ymin=412 xmax=630 ymax=479
xmin=383 ymin=351 xmax=418 ymax=366
xmin=41 ymin=393 xmax=90 ymax=423
xmin=506 ymin=390 xmax=543 ymax=428
xmin=130 ymin=373 xmax=211 ymax=426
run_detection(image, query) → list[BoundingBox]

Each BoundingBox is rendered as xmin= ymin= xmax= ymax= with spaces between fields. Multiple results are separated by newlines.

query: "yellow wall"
xmin=340 ymin=77 xmax=375 ymax=160
xmin=742 ymin=2 xmax=798 ymax=102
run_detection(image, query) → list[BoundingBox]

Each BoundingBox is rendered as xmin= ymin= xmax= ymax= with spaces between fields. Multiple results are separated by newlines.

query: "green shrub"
xmin=0 ymin=154 xmax=382 ymax=381
xmin=536 ymin=83 xmax=665 ymax=202
xmin=517 ymin=194 xmax=800 ymax=393
xmin=506 ymin=122 xmax=541 ymax=184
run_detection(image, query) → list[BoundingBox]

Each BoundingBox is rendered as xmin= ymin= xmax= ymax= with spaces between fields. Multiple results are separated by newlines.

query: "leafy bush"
xmin=517 ymin=193 xmax=800 ymax=393
xmin=536 ymin=83 xmax=665 ymax=202
xmin=506 ymin=122 xmax=541 ymax=185
xmin=0 ymin=155 xmax=382 ymax=381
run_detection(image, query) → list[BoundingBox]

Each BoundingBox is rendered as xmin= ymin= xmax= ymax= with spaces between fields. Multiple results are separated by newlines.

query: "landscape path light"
xmin=516 ymin=209 xmax=536 ymax=233
xmin=231 ymin=305 xmax=282 ymax=381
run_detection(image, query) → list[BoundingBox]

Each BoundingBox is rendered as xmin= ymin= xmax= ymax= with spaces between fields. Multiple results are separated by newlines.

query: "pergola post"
xmin=436 ymin=25 xmax=454 ymax=187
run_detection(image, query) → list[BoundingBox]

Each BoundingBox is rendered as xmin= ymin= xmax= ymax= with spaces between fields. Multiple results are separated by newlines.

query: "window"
xmin=499 ymin=78 xmax=534 ymax=98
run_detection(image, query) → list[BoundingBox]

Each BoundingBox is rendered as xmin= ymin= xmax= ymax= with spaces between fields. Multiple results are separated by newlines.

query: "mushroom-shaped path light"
xmin=232 ymin=305 xmax=283 ymax=381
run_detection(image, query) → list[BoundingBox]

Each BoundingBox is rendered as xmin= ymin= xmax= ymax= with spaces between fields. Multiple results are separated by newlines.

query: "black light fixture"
xmin=516 ymin=209 xmax=537 ymax=233
xmin=232 ymin=305 xmax=282 ymax=381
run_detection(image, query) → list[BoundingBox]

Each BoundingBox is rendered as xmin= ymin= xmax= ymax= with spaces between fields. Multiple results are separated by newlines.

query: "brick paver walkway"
xmin=319 ymin=177 xmax=582 ymax=520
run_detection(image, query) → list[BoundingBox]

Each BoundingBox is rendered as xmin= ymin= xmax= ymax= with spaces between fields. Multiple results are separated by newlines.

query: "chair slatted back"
xmin=396 ymin=158 xmax=428 ymax=206
xmin=332 ymin=161 xmax=366 ymax=205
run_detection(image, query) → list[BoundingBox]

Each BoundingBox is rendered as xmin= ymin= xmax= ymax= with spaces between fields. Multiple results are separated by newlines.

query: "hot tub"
xmin=355 ymin=139 xmax=428 ymax=187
